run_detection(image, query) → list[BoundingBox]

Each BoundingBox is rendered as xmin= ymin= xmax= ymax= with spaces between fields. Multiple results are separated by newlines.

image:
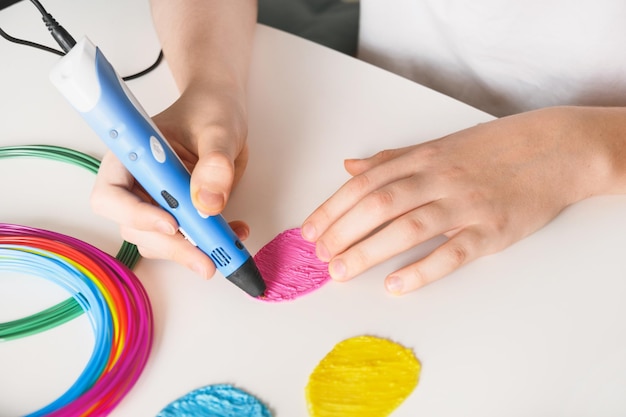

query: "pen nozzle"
xmin=226 ymin=257 xmax=266 ymax=298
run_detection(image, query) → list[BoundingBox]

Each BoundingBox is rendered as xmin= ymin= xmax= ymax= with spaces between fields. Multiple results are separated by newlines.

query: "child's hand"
xmin=90 ymin=86 xmax=250 ymax=278
xmin=302 ymin=106 xmax=625 ymax=295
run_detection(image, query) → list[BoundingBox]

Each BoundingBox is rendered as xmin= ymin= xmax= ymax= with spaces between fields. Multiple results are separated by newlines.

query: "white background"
xmin=1 ymin=1 xmax=625 ymax=416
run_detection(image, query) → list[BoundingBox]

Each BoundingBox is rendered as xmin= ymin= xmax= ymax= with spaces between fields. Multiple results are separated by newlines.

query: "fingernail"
xmin=191 ymin=262 xmax=208 ymax=279
xmin=329 ymin=259 xmax=346 ymax=280
xmin=301 ymin=222 xmax=316 ymax=241
xmin=232 ymin=225 xmax=249 ymax=241
xmin=386 ymin=275 xmax=404 ymax=294
xmin=316 ymin=243 xmax=330 ymax=262
xmin=156 ymin=220 xmax=176 ymax=235
xmin=197 ymin=187 xmax=224 ymax=213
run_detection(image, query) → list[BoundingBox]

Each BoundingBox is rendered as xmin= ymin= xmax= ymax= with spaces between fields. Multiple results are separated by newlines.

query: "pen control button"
xmin=161 ymin=190 xmax=179 ymax=209
xmin=150 ymin=136 xmax=166 ymax=163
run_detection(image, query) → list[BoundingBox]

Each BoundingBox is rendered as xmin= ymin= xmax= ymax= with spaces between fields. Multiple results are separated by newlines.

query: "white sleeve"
xmin=358 ymin=0 xmax=626 ymax=116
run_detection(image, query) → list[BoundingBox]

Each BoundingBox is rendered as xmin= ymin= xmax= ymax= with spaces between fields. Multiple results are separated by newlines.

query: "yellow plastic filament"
xmin=306 ymin=335 xmax=421 ymax=417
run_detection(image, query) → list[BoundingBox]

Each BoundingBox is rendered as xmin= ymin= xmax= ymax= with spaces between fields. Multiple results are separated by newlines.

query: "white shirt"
xmin=358 ymin=0 xmax=626 ymax=116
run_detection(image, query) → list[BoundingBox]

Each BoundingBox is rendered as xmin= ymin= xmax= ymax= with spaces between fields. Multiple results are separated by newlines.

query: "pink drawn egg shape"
xmin=254 ymin=228 xmax=331 ymax=302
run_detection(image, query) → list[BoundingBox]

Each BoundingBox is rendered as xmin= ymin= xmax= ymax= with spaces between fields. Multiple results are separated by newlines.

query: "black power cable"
xmin=0 ymin=24 xmax=63 ymax=55
xmin=0 ymin=0 xmax=163 ymax=80
xmin=30 ymin=0 xmax=76 ymax=52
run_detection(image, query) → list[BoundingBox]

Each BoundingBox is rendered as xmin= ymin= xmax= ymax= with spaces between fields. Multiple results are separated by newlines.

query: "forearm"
xmin=149 ymin=0 xmax=257 ymax=97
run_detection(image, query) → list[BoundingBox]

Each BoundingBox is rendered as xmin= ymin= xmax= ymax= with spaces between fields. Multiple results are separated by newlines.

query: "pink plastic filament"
xmin=0 ymin=223 xmax=153 ymax=416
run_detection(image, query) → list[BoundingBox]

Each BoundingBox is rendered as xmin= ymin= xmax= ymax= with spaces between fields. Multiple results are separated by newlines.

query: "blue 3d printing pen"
xmin=50 ymin=37 xmax=266 ymax=297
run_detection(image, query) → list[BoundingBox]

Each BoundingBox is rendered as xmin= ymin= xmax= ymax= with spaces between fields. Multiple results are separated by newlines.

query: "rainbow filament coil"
xmin=0 ymin=145 xmax=153 ymax=416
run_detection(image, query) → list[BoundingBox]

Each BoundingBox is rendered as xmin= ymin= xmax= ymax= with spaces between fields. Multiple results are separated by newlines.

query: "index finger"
xmin=302 ymin=161 xmax=408 ymax=242
xmin=91 ymin=151 xmax=178 ymax=234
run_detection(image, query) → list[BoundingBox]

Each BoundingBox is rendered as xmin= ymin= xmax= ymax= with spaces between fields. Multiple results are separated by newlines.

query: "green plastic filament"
xmin=0 ymin=144 xmax=141 ymax=340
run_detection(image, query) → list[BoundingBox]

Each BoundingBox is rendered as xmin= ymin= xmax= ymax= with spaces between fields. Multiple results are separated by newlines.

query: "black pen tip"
xmin=226 ymin=257 xmax=266 ymax=298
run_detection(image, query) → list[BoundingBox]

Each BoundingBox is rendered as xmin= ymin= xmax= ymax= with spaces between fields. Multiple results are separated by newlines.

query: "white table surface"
xmin=1 ymin=1 xmax=626 ymax=416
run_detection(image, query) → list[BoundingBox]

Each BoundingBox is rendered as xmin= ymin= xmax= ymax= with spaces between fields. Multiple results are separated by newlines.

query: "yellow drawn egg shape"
xmin=305 ymin=335 xmax=421 ymax=417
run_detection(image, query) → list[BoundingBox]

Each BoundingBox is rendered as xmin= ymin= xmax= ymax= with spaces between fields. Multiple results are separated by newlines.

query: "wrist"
xmin=550 ymin=106 xmax=626 ymax=197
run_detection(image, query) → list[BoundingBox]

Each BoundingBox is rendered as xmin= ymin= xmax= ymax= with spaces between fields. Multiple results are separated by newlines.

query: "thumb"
xmin=190 ymin=149 xmax=235 ymax=216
